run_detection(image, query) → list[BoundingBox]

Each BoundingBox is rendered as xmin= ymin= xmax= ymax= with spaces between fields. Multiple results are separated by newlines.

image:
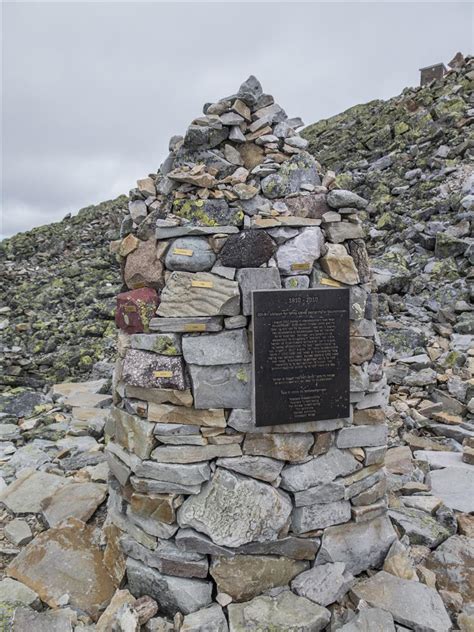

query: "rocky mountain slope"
xmin=0 ymin=197 xmax=127 ymax=389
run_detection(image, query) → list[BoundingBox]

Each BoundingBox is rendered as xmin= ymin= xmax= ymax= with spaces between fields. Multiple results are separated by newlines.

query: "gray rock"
xmin=316 ymin=515 xmax=397 ymax=575
xmin=339 ymin=608 xmax=396 ymax=631
xmin=177 ymin=467 xmax=292 ymax=547
xmin=261 ymin=153 xmax=321 ymax=199
xmin=350 ymin=571 xmax=452 ymax=632
xmin=237 ymin=75 xmax=263 ymax=107
xmin=324 ymin=221 xmax=365 ymax=243
xmin=236 ymin=267 xmax=282 ymax=315
xmin=130 ymin=333 xmax=182 ymax=355
xmin=216 ymin=455 xmax=284 ymax=483
xmin=181 ymin=604 xmax=229 ymax=632
xmin=122 ymin=349 xmax=187 ymax=391
xmin=126 ymin=558 xmax=212 ymax=617
xmin=291 ymin=562 xmax=354 ymax=606
xmin=151 ymin=444 xmax=242 ymax=464
xmin=336 ymin=425 xmax=388 ymax=448
xmin=134 ymin=461 xmax=211 ymax=486
xmin=280 ymin=448 xmax=362 ymax=492
xmin=326 ymin=190 xmax=368 ymax=210
xmin=183 ymin=124 xmax=228 ymax=150
xmin=294 ymin=481 xmax=346 ymax=506
xmin=165 ymin=237 xmax=217 ymax=272
xmin=41 ymin=482 xmax=107 ymax=528
xmin=428 ymin=466 xmax=474 ymax=513
xmin=0 ymin=470 xmax=70 ymax=514
xmin=388 ymin=507 xmax=452 ymax=548
xmin=156 ymin=225 xmax=239 ymax=239
xmin=0 ymin=577 xmax=39 ymax=608
xmin=283 ymin=275 xmax=310 ymax=289
xmin=11 ymin=607 xmax=77 ymax=631
xmin=188 ymin=364 xmax=252 ymax=409
xmin=4 ymin=519 xmax=33 ymax=546
xmin=292 ymin=500 xmax=352 ymax=533
xmin=157 ymin=272 xmax=240 ymax=317
xmin=228 ymin=590 xmax=331 ymax=632
xmin=238 ymin=536 xmax=320 ymax=561
xmin=275 ymin=227 xmax=325 ymax=275
xmin=182 ymin=329 xmax=250 ymax=365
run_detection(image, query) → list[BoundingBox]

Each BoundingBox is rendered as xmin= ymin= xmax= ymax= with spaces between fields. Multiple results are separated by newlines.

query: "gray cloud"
xmin=2 ymin=1 xmax=472 ymax=238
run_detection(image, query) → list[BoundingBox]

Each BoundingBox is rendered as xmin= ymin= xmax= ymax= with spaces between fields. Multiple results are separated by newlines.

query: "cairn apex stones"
xmin=115 ymin=288 xmax=159 ymax=334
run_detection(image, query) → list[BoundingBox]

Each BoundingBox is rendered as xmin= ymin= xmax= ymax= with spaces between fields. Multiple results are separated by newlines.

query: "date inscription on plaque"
xmin=253 ymin=288 xmax=350 ymax=427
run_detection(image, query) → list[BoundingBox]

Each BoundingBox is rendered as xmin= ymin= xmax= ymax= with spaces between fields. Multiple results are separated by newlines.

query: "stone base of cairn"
xmin=107 ymin=76 xmax=395 ymax=627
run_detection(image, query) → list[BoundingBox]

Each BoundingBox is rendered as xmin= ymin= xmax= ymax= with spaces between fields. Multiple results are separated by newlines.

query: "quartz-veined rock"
xmin=122 ymin=349 xmax=187 ymax=391
xmin=291 ymin=562 xmax=354 ymax=607
xmin=188 ymin=364 xmax=252 ymax=409
xmin=177 ymin=468 xmax=292 ymax=547
xmin=236 ymin=267 xmax=282 ymax=315
xmin=182 ymin=329 xmax=250 ymax=365
xmin=350 ymin=571 xmax=452 ymax=632
xmin=243 ymin=432 xmax=314 ymax=461
xmin=157 ymin=272 xmax=240 ymax=317
xmin=292 ymin=500 xmax=352 ymax=533
xmin=216 ymin=455 xmax=284 ymax=483
xmin=210 ymin=555 xmax=308 ymax=601
xmin=227 ymin=590 xmax=331 ymax=632
xmin=126 ymin=557 xmax=212 ymax=617
xmin=219 ymin=231 xmax=276 ymax=268
xmin=165 ymin=237 xmax=217 ymax=272
xmin=280 ymin=448 xmax=362 ymax=492
xmin=316 ymin=515 xmax=397 ymax=575
xmin=275 ymin=227 xmax=324 ymax=276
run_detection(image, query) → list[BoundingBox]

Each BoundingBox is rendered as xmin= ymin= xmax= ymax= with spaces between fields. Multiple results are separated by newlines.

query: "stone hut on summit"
xmin=108 ymin=76 xmax=395 ymax=626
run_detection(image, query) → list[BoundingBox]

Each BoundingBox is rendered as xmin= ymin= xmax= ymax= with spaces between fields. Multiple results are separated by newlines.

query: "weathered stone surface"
xmin=7 ymin=518 xmax=116 ymax=620
xmin=41 ymin=482 xmax=107 ymax=527
xmin=135 ymin=461 xmax=211 ymax=486
xmin=292 ymin=562 xmax=354 ymax=607
xmin=294 ymin=481 xmax=345 ymax=506
xmin=130 ymin=492 xmax=178 ymax=525
xmin=424 ymin=536 xmax=474 ymax=603
xmin=261 ymin=153 xmax=320 ymax=198
xmin=127 ymin=385 xmax=193 ymax=408
xmin=350 ymin=336 xmax=375 ymax=364
xmin=337 ymin=424 xmax=387 ymax=448
xmin=285 ymin=193 xmax=330 ymax=219
xmin=124 ymin=238 xmax=164 ymax=290
xmin=157 ymin=272 xmax=240 ymax=317
xmin=182 ymin=329 xmax=250 ymax=365
xmin=292 ymin=500 xmax=352 ymax=533
xmin=316 ymin=515 xmax=397 ymax=575
xmin=239 ymin=536 xmax=320 ymax=561
xmin=165 ymin=237 xmax=216 ymax=272
xmin=275 ymin=227 xmax=324 ymax=275
xmin=388 ymin=507 xmax=452 ymax=548
xmin=210 ymin=555 xmax=307 ymax=602
xmin=228 ymin=590 xmax=331 ymax=632
xmin=122 ymin=349 xmax=186 ymax=391
xmin=339 ymin=608 xmax=396 ymax=631
xmin=0 ymin=469 xmax=70 ymax=514
xmin=216 ymin=455 xmax=283 ymax=483
xmin=130 ymin=333 xmax=182 ymax=356
xmin=172 ymin=199 xmax=242 ymax=227
xmin=11 ymin=607 xmax=77 ymax=631
xmin=220 ymin=231 xmax=276 ymax=268
xmin=113 ymin=406 xmax=156 ymax=459
xmin=126 ymin=557 xmax=212 ymax=617
xmin=4 ymin=519 xmax=33 ymax=546
xmin=324 ymin=221 xmax=365 ymax=243
xmin=188 ymin=364 xmax=252 ymax=409
xmin=177 ymin=468 xmax=292 ymax=547
xmin=326 ymin=190 xmax=368 ymax=210
xmin=320 ymin=244 xmax=360 ymax=285
xmin=236 ymin=267 xmax=282 ymax=315
xmin=181 ymin=604 xmax=229 ymax=632
xmin=149 ymin=316 xmax=223 ymax=333
xmin=351 ymin=571 xmax=452 ymax=632
xmin=243 ymin=432 xmax=313 ymax=461
xmin=148 ymin=402 xmax=225 ymax=427
xmin=0 ymin=577 xmax=39 ymax=608
xmin=151 ymin=444 xmax=242 ymax=464
xmin=428 ymin=467 xmax=474 ymax=513
xmin=280 ymin=448 xmax=362 ymax=492
xmin=116 ymin=288 xmax=160 ymax=334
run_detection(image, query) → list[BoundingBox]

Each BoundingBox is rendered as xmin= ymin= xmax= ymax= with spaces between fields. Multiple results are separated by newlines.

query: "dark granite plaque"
xmin=253 ymin=288 xmax=350 ymax=427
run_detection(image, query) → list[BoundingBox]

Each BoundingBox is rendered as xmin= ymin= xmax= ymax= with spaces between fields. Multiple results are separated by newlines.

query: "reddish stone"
xmin=115 ymin=288 xmax=159 ymax=334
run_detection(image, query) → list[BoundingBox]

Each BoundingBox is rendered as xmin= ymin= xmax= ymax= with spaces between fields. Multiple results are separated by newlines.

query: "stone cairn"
xmin=107 ymin=76 xmax=396 ymax=628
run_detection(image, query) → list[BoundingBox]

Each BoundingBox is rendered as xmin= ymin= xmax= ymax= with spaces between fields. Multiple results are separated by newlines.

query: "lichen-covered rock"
xmin=219 ymin=231 xmax=276 ymax=268
xmin=172 ymin=199 xmax=243 ymax=227
xmin=261 ymin=153 xmax=320 ymax=198
xmin=177 ymin=468 xmax=292 ymax=547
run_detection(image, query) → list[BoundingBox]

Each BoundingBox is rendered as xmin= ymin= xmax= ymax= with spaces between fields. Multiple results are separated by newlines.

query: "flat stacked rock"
xmin=107 ymin=77 xmax=394 ymax=625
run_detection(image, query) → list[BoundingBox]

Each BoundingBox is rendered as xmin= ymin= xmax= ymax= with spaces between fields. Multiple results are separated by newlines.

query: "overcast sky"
xmin=2 ymin=1 xmax=473 ymax=239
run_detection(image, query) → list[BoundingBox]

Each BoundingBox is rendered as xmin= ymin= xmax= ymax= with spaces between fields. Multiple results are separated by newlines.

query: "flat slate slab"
xmin=41 ymin=482 xmax=107 ymax=527
xmin=0 ymin=469 xmax=71 ymax=514
xmin=428 ymin=465 xmax=474 ymax=513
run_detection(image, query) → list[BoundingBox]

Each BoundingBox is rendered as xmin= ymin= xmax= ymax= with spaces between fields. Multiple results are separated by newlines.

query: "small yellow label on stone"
xmin=320 ymin=278 xmax=343 ymax=287
xmin=153 ymin=371 xmax=173 ymax=378
xmin=191 ymin=280 xmax=213 ymax=288
xmin=291 ymin=262 xmax=311 ymax=271
xmin=122 ymin=305 xmax=137 ymax=312
xmin=184 ymin=323 xmax=207 ymax=332
xmin=173 ymin=248 xmax=194 ymax=256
